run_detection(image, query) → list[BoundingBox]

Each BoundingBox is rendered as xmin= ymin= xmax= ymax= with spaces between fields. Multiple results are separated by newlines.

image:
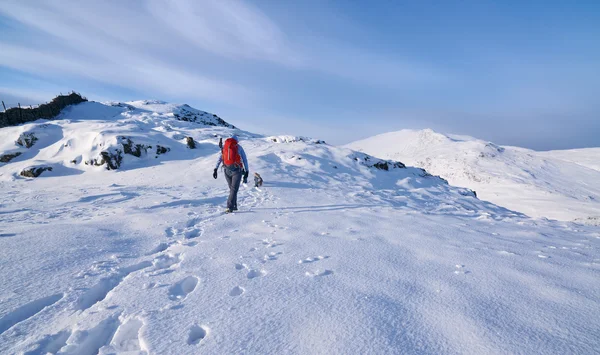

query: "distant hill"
xmin=347 ymin=129 xmax=600 ymax=223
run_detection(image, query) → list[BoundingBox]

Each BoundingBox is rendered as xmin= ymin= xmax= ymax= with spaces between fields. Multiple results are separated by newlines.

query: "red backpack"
xmin=222 ymin=138 xmax=241 ymax=167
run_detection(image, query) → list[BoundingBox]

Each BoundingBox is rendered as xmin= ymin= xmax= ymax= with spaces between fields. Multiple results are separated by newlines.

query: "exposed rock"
xmin=186 ymin=137 xmax=196 ymax=149
xmin=86 ymin=150 xmax=123 ymax=170
xmin=0 ymin=152 xmax=22 ymax=163
xmin=20 ymin=166 xmax=53 ymax=178
xmin=459 ymin=189 xmax=478 ymax=198
xmin=174 ymin=105 xmax=235 ymax=128
xmin=119 ymin=136 xmax=150 ymax=157
xmin=156 ymin=145 xmax=170 ymax=156
xmin=16 ymin=133 xmax=38 ymax=148
xmin=372 ymin=161 xmax=406 ymax=171
xmin=100 ymin=150 xmax=123 ymax=170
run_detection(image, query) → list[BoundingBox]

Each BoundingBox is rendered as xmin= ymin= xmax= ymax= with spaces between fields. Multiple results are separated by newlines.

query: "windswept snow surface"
xmin=347 ymin=129 xmax=600 ymax=223
xmin=1 ymin=103 xmax=599 ymax=354
xmin=538 ymin=148 xmax=600 ymax=172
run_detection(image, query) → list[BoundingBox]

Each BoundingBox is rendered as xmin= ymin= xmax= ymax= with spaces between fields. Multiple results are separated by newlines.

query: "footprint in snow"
xmin=229 ymin=286 xmax=245 ymax=297
xmin=453 ymin=265 xmax=471 ymax=274
xmin=247 ymin=269 xmax=266 ymax=279
xmin=306 ymin=270 xmax=334 ymax=277
xmin=299 ymin=256 xmax=329 ymax=264
xmin=187 ymin=324 xmax=209 ymax=345
xmin=185 ymin=228 xmax=202 ymax=239
xmin=146 ymin=242 xmax=170 ymax=256
xmin=262 ymin=251 xmax=283 ymax=262
xmin=168 ymin=276 xmax=199 ymax=301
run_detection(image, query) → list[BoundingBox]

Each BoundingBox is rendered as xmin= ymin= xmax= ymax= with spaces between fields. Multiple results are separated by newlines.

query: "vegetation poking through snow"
xmin=0 ymin=92 xmax=87 ymax=128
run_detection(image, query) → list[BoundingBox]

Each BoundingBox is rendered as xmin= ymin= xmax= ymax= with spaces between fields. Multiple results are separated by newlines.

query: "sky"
xmin=1 ymin=0 xmax=599 ymax=150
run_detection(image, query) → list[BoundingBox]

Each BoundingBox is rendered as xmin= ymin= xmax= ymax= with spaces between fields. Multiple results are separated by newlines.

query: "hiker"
xmin=213 ymin=135 xmax=249 ymax=213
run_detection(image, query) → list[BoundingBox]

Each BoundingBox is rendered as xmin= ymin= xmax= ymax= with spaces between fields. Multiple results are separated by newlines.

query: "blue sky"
xmin=1 ymin=0 xmax=598 ymax=150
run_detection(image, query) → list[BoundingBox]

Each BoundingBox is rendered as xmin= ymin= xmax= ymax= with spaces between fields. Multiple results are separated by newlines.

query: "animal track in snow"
xmin=187 ymin=324 xmax=208 ymax=345
xmin=247 ymin=269 xmax=267 ymax=279
xmin=229 ymin=286 xmax=245 ymax=297
xmin=305 ymin=270 xmax=334 ymax=277
xmin=235 ymin=263 xmax=246 ymax=270
xmin=299 ymin=256 xmax=329 ymax=264
xmin=261 ymin=239 xmax=283 ymax=248
xmin=169 ymin=276 xmax=199 ymax=301
xmin=0 ymin=293 xmax=63 ymax=335
xmin=262 ymin=251 xmax=283 ymax=262
xmin=453 ymin=264 xmax=471 ymax=274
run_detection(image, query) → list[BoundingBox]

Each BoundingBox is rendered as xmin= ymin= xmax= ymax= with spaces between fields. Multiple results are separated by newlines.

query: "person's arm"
xmin=215 ymin=154 xmax=222 ymax=170
xmin=239 ymin=145 xmax=249 ymax=172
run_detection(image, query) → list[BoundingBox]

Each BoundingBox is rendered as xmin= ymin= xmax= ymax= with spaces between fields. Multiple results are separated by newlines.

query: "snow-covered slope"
xmin=538 ymin=147 xmax=600 ymax=172
xmin=1 ymin=104 xmax=599 ymax=354
xmin=347 ymin=129 xmax=600 ymax=223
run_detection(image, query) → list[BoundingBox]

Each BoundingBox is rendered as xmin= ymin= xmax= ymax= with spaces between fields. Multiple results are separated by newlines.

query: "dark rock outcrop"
xmin=86 ymin=150 xmax=123 ymax=170
xmin=372 ymin=161 xmax=406 ymax=171
xmin=20 ymin=166 xmax=53 ymax=178
xmin=156 ymin=145 xmax=170 ymax=156
xmin=16 ymin=133 xmax=38 ymax=148
xmin=186 ymin=137 xmax=196 ymax=149
xmin=120 ymin=136 xmax=150 ymax=157
xmin=174 ymin=105 xmax=235 ymax=128
xmin=0 ymin=152 xmax=22 ymax=163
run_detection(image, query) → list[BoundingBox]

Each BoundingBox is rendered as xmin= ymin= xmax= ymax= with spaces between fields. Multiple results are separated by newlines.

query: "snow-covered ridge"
xmin=346 ymin=129 xmax=600 ymax=223
xmin=0 ymin=100 xmax=240 ymax=178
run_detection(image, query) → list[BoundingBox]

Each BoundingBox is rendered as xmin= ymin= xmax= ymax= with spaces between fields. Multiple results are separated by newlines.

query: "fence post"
xmin=18 ymin=103 xmax=23 ymax=122
xmin=1 ymin=101 xmax=6 ymax=112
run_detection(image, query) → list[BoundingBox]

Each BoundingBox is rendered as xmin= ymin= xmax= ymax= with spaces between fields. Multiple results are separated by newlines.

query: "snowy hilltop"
xmin=0 ymin=101 xmax=599 ymax=354
xmin=347 ymin=129 xmax=600 ymax=224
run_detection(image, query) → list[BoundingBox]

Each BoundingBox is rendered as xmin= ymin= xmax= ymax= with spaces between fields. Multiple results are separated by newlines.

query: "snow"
xmin=347 ymin=129 xmax=600 ymax=223
xmin=538 ymin=147 xmax=600 ymax=172
xmin=1 ymin=104 xmax=599 ymax=354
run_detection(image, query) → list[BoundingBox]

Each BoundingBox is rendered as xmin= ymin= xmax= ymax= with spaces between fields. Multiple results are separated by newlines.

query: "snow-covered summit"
xmin=0 ymin=100 xmax=241 ymax=178
xmin=347 ymin=129 xmax=600 ymax=223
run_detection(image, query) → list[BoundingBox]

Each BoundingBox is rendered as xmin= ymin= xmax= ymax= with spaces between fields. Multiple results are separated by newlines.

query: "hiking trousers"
xmin=224 ymin=166 xmax=242 ymax=210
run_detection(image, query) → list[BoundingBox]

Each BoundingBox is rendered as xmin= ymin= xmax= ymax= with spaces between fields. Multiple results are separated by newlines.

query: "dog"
xmin=254 ymin=172 xmax=263 ymax=187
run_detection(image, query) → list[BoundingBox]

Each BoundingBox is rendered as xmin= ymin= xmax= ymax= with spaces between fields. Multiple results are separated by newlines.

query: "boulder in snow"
xmin=20 ymin=166 xmax=53 ymax=178
xmin=0 ymin=152 xmax=22 ymax=163
xmin=16 ymin=133 xmax=38 ymax=148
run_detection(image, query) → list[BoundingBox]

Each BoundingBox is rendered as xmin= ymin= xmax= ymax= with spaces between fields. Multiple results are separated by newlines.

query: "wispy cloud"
xmin=0 ymin=0 xmax=440 ymax=105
